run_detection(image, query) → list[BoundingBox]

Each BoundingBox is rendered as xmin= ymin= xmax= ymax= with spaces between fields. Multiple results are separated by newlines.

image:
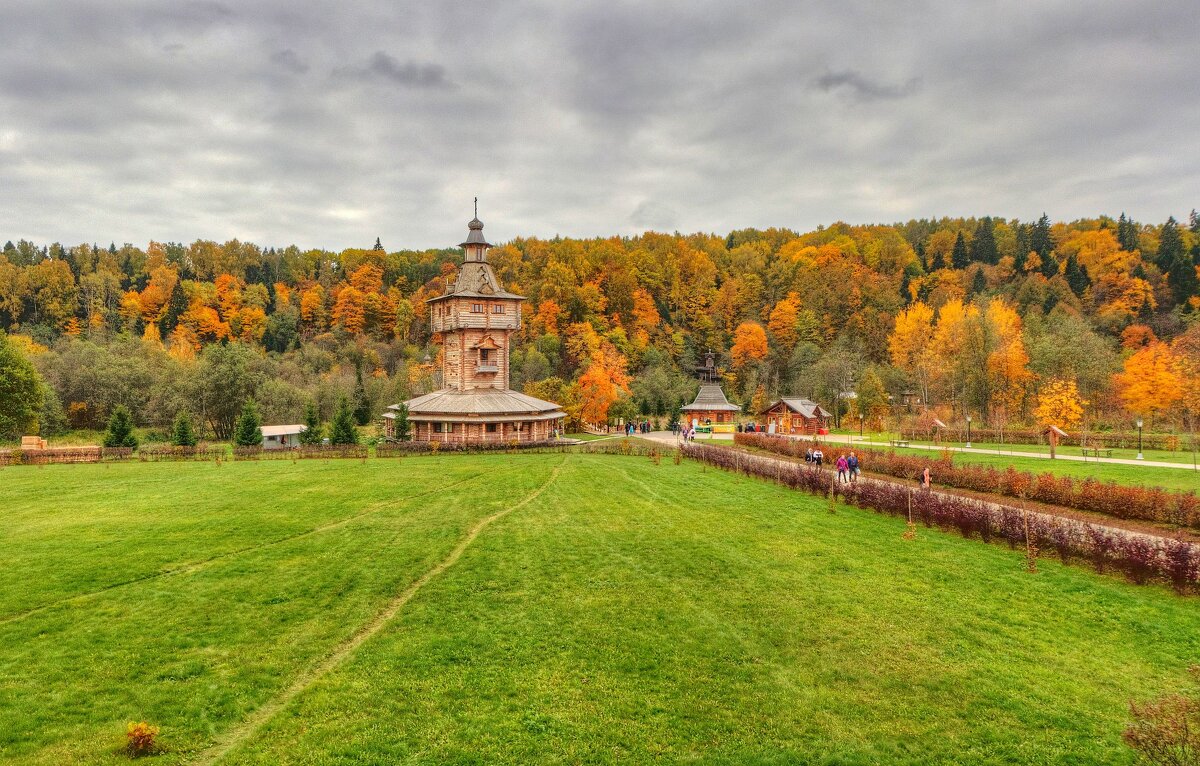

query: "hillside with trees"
xmin=1 ymin=211 xmax=1198 ymax=441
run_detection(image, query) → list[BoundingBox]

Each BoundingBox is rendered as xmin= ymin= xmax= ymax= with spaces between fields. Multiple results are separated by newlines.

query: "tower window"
xmin=492 ymin=304 xmax=505 ymax=314
xmin=479 ymin=348 xmax=490 ymax=363
xmin=471 ymin=303 xmax=483 ymax=313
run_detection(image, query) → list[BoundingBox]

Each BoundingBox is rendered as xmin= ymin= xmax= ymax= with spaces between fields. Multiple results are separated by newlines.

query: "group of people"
xmin=677 ymin=426 xmax=699 ymax=442
xmin=805 ymin=447 xmax=861 ymax=483
xmin=624 ymin=420 xmax=653 ymax=436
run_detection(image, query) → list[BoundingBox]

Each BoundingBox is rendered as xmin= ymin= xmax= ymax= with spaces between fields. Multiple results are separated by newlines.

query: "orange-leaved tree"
xmin=1114 ymin=340 xmax=1182 ymax=420
xmin=730 ymin=322 xmax=769 ymax=370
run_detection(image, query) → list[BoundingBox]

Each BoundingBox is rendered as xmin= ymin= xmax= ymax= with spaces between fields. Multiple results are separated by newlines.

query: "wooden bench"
xmin=1081 ymin=447 xmax=1113 ymax=458
xmin=890 ymin=439 xmax=911 ymax=448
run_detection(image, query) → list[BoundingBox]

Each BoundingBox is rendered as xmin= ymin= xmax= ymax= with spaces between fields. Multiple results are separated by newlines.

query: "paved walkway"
xmin=640 ymin=430 xmax=1196 ymax=471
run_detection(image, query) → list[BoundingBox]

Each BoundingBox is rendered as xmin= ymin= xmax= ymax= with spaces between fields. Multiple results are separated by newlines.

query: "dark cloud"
xmin=814 ymin=70 xmax=921 ymax=101
xmin=270 ymin=49 xmax=309 ymax=74
xmin=0 ymin=0 xmax=1197 ymax=249
xmin=334 ymin=52 xmax=453 ymax=89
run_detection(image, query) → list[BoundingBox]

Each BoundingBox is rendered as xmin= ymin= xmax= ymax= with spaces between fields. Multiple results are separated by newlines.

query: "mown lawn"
xmin=931 ymin=450 xmax=1200 ymax=493
xmin=2 ymin=453 xmax=1199 ymax=764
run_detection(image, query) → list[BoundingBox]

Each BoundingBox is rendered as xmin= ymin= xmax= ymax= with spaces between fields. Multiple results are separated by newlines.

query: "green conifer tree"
xmin=171 ymin=411 xmax=198 ymax=447
xmin=1117 ymin=213 xmax=1140 ymax=252
xmin=329 ymin=396 xmax=359 ymax=445
xmin=300 ymin=401 xmax=323 ymax=445
xmin=951 ymin=231 xmax=969 ymax=270
xmin=970 ymin=217 xmax=998 ymax=264
xmin=968 ymin=267 xmax=987 ymax=297
xmin=233 ymin=400 xmax=263 ymax=447
xmin=1168 ymin=251 xmax=1198 ymax=308
xmin=1031 ymin=213 xmax=1054 ymax=260
xmin=1063 ymin=254 xmax=1090 ymax=296
xmin=930 ymin=248 xmax=946 ymax=271
xmin=103 ymin=405 xmax=138 ymax=449
xmin=395 ymin=403 xmax=411 ymax=441
xmin=1156 ymin=216 xmax=1184 ymax=271
xmin=353 ymin=362 xmax=371 ymax=426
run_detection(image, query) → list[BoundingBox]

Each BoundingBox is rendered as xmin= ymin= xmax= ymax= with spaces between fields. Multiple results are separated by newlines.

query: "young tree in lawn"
xmin=103 ymin=405 xmax=138 ymax=449
xmin=171 ymin=411 xmax=198 ymax=447
xmin=233 ymin=400 xmax=263 ymax=447
xmin=0 ymin=330 xmax=45 ymax=439
xmin=394 ymin=403 xmax=411 ymax=441
xmin=300 ymin=400 xmax=323 ymax=445
xmin=329 ymin=396 xmax=359 ymax=445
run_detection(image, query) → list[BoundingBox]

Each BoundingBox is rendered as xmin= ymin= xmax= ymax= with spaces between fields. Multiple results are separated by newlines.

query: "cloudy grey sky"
xmin=1 ymin=0 xmax=1197 ymax=250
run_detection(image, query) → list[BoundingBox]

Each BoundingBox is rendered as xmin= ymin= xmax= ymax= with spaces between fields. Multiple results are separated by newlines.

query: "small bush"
xmin=125 ymin=721 xmax=159 ymax=757
xmin=1124 ymin=666 xmax=1200 ymax=765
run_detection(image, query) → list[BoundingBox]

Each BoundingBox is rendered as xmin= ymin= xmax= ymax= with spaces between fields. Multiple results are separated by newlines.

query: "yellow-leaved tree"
xmin=1034 ymin=378 xmax=1087 ymax=430
xmin=730 ymin=322 xmax=769 ymax=370
xmin=888 ymin=301 xmax=935 ymax=404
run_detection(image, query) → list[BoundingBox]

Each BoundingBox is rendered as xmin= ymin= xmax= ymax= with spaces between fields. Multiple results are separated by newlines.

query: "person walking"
xmin=836 ymin=454 xmax=849 ymax=483
xmin=814 ymin=447 xmax=824 ymax=467
xmin=848 ymin=451 xmax=859 ymax=482
xmin=805 ymin=447 xmax=813 ymax=464
xmin=921 ymin=466 xmax=932 ymax=490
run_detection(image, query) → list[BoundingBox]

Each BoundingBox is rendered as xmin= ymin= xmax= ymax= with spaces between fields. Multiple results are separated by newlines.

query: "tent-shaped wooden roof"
xmin=681 ymin=384 xmax=741 ymax=412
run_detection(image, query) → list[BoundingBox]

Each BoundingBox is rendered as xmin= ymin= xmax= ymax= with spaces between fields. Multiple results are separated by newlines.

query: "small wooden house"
xmin=759 ymin=398 xmax=832 ymax=436
xmin=262 ymin=424 xmax=306 ymax=450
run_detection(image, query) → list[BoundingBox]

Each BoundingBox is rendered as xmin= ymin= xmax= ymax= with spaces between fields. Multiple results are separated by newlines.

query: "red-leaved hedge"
xmin=688 ymin=442 xmax=1198 ymax=592
xmin=735 ymin=433 xmax=1200 ymax=530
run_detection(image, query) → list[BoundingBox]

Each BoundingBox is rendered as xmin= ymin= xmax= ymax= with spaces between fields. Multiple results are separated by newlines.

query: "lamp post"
xmin=1136 ymin=417 xmax=1144 ymax=460
xmin=859 ymin=413 xmax=864 ymax=438
xmin=965 ymin=415 xmax=972 ymax=448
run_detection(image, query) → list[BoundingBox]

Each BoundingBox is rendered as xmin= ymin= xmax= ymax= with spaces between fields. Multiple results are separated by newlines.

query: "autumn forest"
xmin=1 ymin=210 xmax=1199 ymax=441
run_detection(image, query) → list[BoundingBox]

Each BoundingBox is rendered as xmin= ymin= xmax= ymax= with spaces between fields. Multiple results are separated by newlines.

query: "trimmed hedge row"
xmin=686 ymin=442 xmax=1199 ymax=592
xmin=136 ymin=446 xmax=227 ymax=462
xmin=232 ymin=445 xmax=369 ymax=460
xmin=898 ymin=427 xmax=1181 ymax=451
xmin=736 ymin=433 xmax=1200 ymax=530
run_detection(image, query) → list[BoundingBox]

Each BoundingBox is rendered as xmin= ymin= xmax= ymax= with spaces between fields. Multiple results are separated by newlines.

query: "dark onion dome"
xmin=460 ymin=216 xmax=492 ymax=248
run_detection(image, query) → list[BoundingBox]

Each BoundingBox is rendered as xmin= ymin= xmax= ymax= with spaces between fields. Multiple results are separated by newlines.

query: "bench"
xmin=1082 ymin=447 xmax=1113 ymax=458
xmin=889 ymin=439 xmax=910 ymax=448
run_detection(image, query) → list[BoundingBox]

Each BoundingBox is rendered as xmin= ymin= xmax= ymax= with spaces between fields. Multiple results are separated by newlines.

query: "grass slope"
xmin=2 ymin=455 xmax=1199 ymax=764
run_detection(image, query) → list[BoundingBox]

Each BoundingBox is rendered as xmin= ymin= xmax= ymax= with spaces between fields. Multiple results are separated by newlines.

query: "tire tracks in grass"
xmin=0 ymin=473 xmax=487 ymax=628
xmin=190 ymin=457 xmax=566 ymax=766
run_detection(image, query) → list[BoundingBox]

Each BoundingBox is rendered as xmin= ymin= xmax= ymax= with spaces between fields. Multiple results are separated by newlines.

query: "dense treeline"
xmin=0 ymin=210 xmax=1198 ymax=441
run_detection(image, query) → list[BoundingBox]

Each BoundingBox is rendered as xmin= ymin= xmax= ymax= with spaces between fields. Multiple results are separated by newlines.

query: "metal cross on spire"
xmin=474 ymin=196 xmax=478 ymax=218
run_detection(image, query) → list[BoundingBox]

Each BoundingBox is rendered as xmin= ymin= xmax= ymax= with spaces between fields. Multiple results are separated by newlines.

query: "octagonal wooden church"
xmin=383 ymin=212 xmax=565 ymax=443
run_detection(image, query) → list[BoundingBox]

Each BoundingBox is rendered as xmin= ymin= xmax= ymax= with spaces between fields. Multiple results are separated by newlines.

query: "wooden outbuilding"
xmin=759 ymin=398 xmax=832 ymax=436
xmin=681 ymin=384 xmax=741 ymax=429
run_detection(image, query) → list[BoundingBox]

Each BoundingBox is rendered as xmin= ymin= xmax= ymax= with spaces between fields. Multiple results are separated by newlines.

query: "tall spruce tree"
xmin=300 ymin=400 xmax=323 ymax=445
xmin=951 ymin=231 xmax=969 ymax=270
xmin=233 ymin=400 xmax=263 ymax=447
xmin=103 ymin=405 xmax=138 ymax=449
xmin=1013 ymin=223 xmax=1031 ymax=272
xmin=1063 ymin=254 xmax=1090 ymax=296
xmin=915 ymin=240 xmax=927 ymax=271
xmin=1156 ymin=216 xmax=1184 ymax=271
xmin=1117 ymin=212 xmax=1140 ymax=252
xmin=329 ymin=396 xmax=358 ymax=445
xmin=1031 ymin=214 xmax=1054 ymax=260
xmin=395 ymin=403 xmax=411 ymax=441
xmin=353 ymin=362 xmax=371 ymax=426
xmin=171 ymin=411 xmax=198 ymax=447
xmin=1169 ymin=251 xmax=1199 ymax=308
xmin=970 ymin=217 xmax=998 ymax=264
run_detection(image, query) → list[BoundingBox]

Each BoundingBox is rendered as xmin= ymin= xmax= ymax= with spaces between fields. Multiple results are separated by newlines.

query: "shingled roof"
xmin=681 ymin=384 xmax=741 ymax=412
xmin=761 ymin=398 xmax=830 ymax=419
xmin=389 ymin=389 xmax=565 ymax=422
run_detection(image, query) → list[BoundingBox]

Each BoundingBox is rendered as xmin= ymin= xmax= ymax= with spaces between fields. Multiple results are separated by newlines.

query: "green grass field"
xmin=874 ymin=447 xmax=1200 ymax=493
xmin=3 ymin=454 xmax=1199 ymax=764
